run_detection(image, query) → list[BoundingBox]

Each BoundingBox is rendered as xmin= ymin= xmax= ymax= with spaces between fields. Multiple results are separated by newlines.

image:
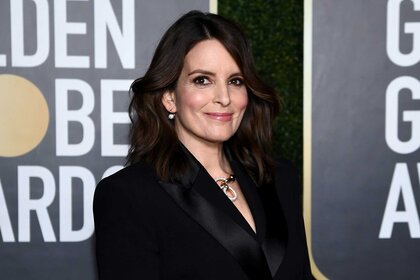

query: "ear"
xmin=161 ymin=90 xmax=177 ymax=113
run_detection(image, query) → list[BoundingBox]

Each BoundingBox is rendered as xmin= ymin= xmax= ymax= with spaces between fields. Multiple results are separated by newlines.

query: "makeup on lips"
xmin=205 ymin=112 xmax=233 ymax=121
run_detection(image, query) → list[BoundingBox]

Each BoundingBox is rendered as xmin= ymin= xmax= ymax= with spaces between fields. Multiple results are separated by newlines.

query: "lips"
xmin=205 ymin=112 xmax=233 ymax=121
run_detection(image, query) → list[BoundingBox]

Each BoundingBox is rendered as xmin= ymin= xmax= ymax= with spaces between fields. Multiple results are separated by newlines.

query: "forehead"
xmin=182 ymin=39 xmax=241 ymax=73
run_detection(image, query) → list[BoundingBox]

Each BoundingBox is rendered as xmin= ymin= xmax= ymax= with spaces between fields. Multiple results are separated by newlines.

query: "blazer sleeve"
xmin=93 ymin=176 xmax=160 ymax=280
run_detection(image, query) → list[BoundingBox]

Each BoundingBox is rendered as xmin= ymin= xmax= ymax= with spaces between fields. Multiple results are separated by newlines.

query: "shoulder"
xmin=272 ymin=158 xmax=302 ymax=211
xmin=273 ymin=158 xmax=300 ymax=190
xmin=99 ymin=161 xmax=157 ymax=188
xmin=94 ymin=161 xmax=162 ymax=213
xmin=274 ymin=158 xmax=298 ymax=172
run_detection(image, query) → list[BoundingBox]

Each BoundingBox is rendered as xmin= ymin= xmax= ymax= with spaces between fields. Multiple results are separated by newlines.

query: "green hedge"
xmin=219 ymin=0 xmax=303 ymax=174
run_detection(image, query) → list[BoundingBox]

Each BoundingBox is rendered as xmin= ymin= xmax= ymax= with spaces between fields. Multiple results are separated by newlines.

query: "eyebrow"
xmin=188 ymin=69 xmax=243 ymax=79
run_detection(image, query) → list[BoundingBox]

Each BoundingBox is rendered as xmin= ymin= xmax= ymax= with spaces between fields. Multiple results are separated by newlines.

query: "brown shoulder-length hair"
xmin=128 ymin=10 xmax=279 ymax=186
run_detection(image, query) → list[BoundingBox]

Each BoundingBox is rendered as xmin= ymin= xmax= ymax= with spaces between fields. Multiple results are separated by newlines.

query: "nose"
xmin=213 ymin=83 xmax=231 ymax=106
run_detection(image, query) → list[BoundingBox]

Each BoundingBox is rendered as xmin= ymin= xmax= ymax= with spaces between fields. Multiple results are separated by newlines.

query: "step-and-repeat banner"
xmin=306 ymin=0 xmax=420 ymax=279
xmin=0 ymin=1 xmax=213 ymax=279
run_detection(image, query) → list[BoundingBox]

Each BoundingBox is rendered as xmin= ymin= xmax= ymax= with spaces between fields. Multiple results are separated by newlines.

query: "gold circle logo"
xmin=0 ymin=74 xmax=49 ymax=157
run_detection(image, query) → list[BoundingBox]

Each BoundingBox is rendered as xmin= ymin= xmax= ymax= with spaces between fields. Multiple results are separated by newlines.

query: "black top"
xmin=93 ymin=147 xmax=314 ymax=279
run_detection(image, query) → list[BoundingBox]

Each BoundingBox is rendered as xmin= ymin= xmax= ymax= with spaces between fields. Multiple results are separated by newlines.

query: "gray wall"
xmin=311 ymin=0 xmax=420 ymax=279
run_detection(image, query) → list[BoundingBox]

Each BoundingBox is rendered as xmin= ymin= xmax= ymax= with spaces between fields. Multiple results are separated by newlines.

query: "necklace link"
xmin=214 ymin=175 xmax=237 ymax=201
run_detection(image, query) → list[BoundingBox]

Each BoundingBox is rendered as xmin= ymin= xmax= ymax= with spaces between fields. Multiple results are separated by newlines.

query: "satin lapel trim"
xmin=158 ymin=180 xmax=273 ymax=280
xmin=229 ymin=160 xmax=266 ymax=242
xmin=258 ymin=179 xmax=288 ymax=277
xmin=230 ymin=159 xmax=287 ymax=277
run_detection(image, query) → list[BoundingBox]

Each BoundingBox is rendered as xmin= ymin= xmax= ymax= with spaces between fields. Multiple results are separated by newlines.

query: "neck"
xmin=180 ymin=139 xmax=231 ymax=178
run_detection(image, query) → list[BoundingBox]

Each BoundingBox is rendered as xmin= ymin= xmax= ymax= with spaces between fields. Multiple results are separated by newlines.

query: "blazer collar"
xmin=158 ymin=143 xmax=286 ymax=279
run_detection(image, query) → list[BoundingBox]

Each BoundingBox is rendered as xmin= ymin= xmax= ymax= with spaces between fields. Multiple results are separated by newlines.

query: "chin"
xmin=206 ymin=133 xmax=234 ymax=143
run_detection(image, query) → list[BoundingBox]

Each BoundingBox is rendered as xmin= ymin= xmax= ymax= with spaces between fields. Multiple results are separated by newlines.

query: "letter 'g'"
xmin=387 ymin=0 xmax=420 ymax=66
xmin=385 ymin=76 xmax=420 ymax=154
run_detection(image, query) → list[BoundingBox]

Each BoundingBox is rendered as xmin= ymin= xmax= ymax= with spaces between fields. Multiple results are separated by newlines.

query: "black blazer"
xmin=93 ymin=147 xmax=313 ymax=280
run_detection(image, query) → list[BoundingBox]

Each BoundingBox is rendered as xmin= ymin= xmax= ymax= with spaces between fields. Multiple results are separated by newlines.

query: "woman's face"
xmin=163 ymin=39 xmax=248 ymax=148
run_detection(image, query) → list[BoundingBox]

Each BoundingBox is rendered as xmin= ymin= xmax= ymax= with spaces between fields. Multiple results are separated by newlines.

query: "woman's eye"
xmin=229 ymin=78 xmax=244 ymax=86
xmin=193 ymin=76 xmax=211 ymax=85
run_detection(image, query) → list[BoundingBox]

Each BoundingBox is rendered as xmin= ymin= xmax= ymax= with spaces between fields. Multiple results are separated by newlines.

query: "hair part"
xmin=128 ymin=10 xmax=280 ymax=186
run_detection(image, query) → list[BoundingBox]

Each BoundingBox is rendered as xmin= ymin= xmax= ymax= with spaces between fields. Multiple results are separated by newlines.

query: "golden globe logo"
xmin=0 ymin=74 xmax=49 ymax=157
xmin=0 ymin=0 xmax=135 ymax=243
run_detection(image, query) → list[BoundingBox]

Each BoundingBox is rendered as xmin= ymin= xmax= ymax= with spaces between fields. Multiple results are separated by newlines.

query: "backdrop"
xmin=0 ymin=1 xmax=213 ymax=279
xmin=4 ymin=0 xmax=419 ymax=279
xmin=306 ymin=0 xmax=420 ymax=279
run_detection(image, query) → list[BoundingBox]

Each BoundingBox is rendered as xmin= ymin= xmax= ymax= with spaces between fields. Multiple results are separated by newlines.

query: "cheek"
xmin=235 ymin=91 xmax=249 ymax=111
xmin=176 ymin=90 xmax=207 ymax=111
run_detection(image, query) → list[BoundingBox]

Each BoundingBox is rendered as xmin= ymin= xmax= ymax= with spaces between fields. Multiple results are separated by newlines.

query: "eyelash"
xmin=228 ymin=78 xmax=244 ymax=86
xmin=193 ymin=76 xmax=211 ymax=86
xmin=192 ymin=76 xmax=245 ymax=87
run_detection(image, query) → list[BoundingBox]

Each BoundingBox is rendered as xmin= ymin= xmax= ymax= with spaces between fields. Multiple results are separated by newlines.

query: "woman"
xmin=94 ymin=10 xmax=313 ymax=280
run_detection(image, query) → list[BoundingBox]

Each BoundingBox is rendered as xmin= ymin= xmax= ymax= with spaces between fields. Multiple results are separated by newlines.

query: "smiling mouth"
xmin=205 ymin=112 xmax=233 ymax=121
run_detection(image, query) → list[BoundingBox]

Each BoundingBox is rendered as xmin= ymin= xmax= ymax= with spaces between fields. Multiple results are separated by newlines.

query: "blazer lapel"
xmin=158 ymin=145 xmax=273 ymax=280
xmin=258 ymin=180 xmax=288 ymax=277
xmin=159 ymin=177 xmax=272 ymax=280
xmin=230 ymin=159 xmax=287 ymax=277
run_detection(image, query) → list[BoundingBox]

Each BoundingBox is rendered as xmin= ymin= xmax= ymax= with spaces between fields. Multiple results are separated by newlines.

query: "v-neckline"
xmin=159 ymin=143 xmax=286 ymax=278
xmin=191 ymin=156 xmax=266 ymax=241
